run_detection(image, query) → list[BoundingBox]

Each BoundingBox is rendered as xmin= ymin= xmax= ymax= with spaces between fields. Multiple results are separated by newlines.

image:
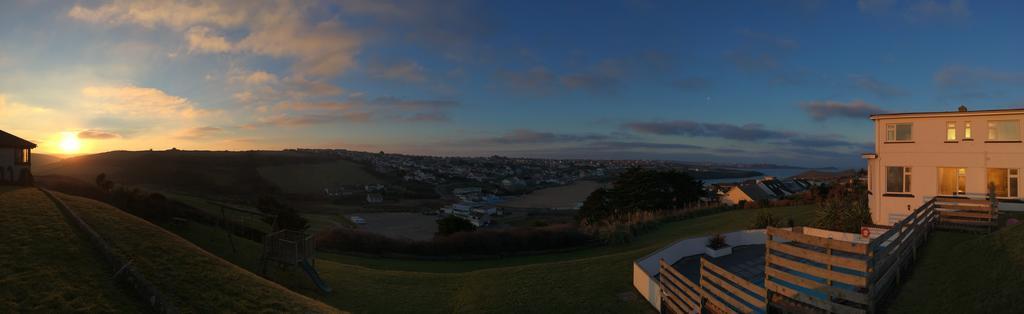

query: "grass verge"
xmin=0 ymin=187 xmax=142 ymax=312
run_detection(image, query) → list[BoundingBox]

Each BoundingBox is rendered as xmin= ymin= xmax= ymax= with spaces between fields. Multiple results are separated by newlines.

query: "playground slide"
xmin=299 ymin=260 xmax=333 ymax=294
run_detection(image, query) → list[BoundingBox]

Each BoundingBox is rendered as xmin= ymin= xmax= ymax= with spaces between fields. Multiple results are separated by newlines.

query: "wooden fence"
xmin=933 ymin=197 xmax=998 ymax=233
xmin=658 ymin=197 xmax=994 ymax=313
xmin=700 ymin=257 xmax=766 ymax=313
xmin=765 ymin=198 xmax=941 ymax=314
xmin=660 ymin=259 xmax=701 ymax=313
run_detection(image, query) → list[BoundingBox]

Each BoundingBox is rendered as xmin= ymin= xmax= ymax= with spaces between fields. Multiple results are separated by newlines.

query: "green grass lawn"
xmin=886 ymin=212 xmax=1024 ymax=313
xmin=0 ymin=187 xmax=142 ymax=312
xmin=171 ymin=204 xmax=817 ymax=312
xmin=51 ymin=192 xmax=342 ymax=313
xmin=258 ymin=160 xmax=386 ymax=195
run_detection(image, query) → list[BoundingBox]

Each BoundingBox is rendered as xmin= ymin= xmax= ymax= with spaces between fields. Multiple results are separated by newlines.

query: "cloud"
xmin=800 ymin=100 xmax=887 ymax=121
xmin=849 ymin=75 xmax=908 ymax=98
xmin=725 ymin=29 xmax=798 ymax=73
xmin=366 ymin=60 xmax=426 ymax=82
xmin=934 ymin=65 xmax=1024 ymax=89
xmin=256 ymin=96 xmax=459 ymax=127
xmin=907 ymin=0 xmax=970 ymax=21
xmin=77 ymin=129 xmax=120 ymax=140
xmin=857 ymin=0 xmax=897 ymax=14
xmin=671 ymin=77 xmax=712 ymax=91
xmin=559 ymin=59 xmax=625 ymax=93
xmin=623 ymin=120 xmax=792 ymax=141
xmin=175 ymin=126 xmax=223 ymax=139
xmin=336 ymin=0 xmax=491 ymax=61
xmin=621 ymin=119 xmax=868 ymax=153
xmin=467 ymin=129 xmax=610 ymax=145
xmin=499 ymin=66 xmax=556 ymax=94
xmin=69 ymin=1 xmax=362 ymax=77
xmin=81 ymin=85 xmax=208 ymax=118
xmin=185 ymin=26 xmax=231 ymax=53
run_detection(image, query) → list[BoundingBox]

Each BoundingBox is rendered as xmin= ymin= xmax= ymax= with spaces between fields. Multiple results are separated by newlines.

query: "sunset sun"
xmin=59 ymin=132 xmax=81 ymax=154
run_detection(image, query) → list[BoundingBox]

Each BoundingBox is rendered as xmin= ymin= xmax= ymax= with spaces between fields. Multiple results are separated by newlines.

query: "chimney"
xmin=958 ymin=105 xmax=968 ymax=112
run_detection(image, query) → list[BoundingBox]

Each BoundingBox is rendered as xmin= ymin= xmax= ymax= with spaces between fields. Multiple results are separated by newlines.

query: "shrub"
xmin=707 ymin=233 xmax=728 ymax=249
xmin=578 ymin=167 xmax=703 ymax=224
xmin=436 ymin=215 xmax=476 ymax=236
xmin=750 ymin=209 xmax=784 ymax=229
xmin=813 ymin=182 xmax=871 ymax=233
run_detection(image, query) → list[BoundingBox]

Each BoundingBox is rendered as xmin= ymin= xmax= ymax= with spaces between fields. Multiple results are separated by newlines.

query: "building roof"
xmin=870 ymin=107 xmax=1024 ymax=120
xmin=0 ymin=130 xmax=36 ymax=149
xmin=736 ymin=183 xmax=773 ymax=202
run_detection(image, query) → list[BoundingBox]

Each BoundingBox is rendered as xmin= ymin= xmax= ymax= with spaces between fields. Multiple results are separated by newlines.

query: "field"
xmin=39 ymin=190 xmax=341 ymax=313
xmin=258 ymin=160 xmax=386 ymax=195
xmin=172 ymin=204 xmax=818 ymax=312
xmin=0 ymin=187 xmax=142 ymax=312
xmin=886 ymin=212 xmax=1024 ymax=313
xmin=500 ymin=180 xmax=608 ymax=209
xmin=349 ymin=212 xmax=438 ymax=240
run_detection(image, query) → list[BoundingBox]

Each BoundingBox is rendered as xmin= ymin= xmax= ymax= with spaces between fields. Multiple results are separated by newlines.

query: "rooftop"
xmin=870 ymin=107 xmax=1024 ymax=120
xmin=0 ymin=130 xmax=36 ymax=149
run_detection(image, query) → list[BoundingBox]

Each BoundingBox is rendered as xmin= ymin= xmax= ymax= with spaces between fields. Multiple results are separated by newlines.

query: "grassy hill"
xmin=29 ymin=153 xmax=63 ymax=172
xmin=887 ymin=220 xmax=1024 ymax=313
xmin=0 ymin=187 xmax=143 ymax=312
xmin=257 ymin=160 xmax=387 ymax=195
xmin=0 ymin=187 xmax=341 ymax=313
xmin=171 ymin=204 xmax=818 ymax=312
xmin=35 ymin=150 xmax=337 ymax=196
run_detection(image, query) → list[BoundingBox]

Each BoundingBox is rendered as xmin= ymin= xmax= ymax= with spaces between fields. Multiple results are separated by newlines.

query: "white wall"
xmin=632 ymin=229 xmax=767 ymax=310
xmin=0 ymin=148 xmax=29 ymax=183
xmin=869 ymin=112 xmax=1024 ymax=225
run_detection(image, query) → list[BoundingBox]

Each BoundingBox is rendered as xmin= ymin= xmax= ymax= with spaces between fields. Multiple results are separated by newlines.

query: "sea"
xmin=702 ymin=168 xmax=811 ymax=185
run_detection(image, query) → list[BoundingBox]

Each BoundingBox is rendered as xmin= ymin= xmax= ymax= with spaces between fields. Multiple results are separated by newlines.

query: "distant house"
xmin=720 ymin=178 xmax=811 ymax=205
xmin=366 ymin=193 xmax=383 ymax=204
xmin=0 ymin=130 xmax=36 ymax=184
xmin=721 ymin=183 xmax=774 ymax=205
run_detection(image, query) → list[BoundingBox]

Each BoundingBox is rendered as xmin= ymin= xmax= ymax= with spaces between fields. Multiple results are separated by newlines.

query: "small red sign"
xmin=860 ymin=227 xmax=871 ymax=238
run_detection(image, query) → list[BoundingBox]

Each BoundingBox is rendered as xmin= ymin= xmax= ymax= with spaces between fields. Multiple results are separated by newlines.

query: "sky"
xmin=1 ymin=0 xmax=1022 ymax=168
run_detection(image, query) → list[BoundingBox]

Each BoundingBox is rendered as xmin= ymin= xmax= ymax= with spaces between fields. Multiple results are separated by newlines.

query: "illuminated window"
xmin=938 ymin=168 xmax=966 ymax=195
xmin=946 ymin=122 xmax=956 ymax=141
xmin=965 ymin=121 xmax=972 ymax=139
xmin=987 ymin=168 xmax=1019 ymax=198
xmin=22 ymin=149 xmax=29 ymax=163
xmin=886 ymin=123 xmax=912 ymax=141
xmin=988 ymin=120 xmax=1020 ymax=141
xmin=886 ymin=166 xmax=911 ymax=193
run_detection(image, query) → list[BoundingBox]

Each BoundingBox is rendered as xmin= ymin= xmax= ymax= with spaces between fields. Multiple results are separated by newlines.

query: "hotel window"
xmin=946 ymin=122 xmax=956 ymax=141
xmin=965 ymin=121 xmax=972 ymax=139
xmin=987 ymin=168 xmax=1019 ymax=198
xmin=987 ymin=120 xmax=1021 ymax=141
xmin=885 ymin=123 xmax=912 ymax=141
xmin=938 ymin=168 xmax=966 ymax=195
xmin=886 ymin=166 xmax=912 ymax=193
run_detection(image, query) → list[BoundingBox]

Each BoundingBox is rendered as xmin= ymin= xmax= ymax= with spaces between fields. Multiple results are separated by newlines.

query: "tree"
xmin=257 ymin=196 xmax=309 ymax=232
xmin=578 ymin=167 xmax=704 ymax=223
xmin=95 ymin=173 xmax=114 ymax=192
xmin=436 ymin=215 xmax=476 ymax=236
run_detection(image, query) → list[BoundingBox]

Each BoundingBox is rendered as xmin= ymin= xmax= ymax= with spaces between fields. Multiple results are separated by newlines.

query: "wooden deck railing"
xmin=933 ymin=197 xmax=998 ymax=233
xmin=660 ymin=259 xmax=701 ymax=313
xmin=659 ymin=197 xmax=993 ymax=314
xmin=700 ymin=257 xmax=766 ymax=314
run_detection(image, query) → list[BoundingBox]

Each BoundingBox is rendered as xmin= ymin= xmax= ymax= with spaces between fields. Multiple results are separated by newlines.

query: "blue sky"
xmin=0 ymin=0 xmax=1022 ymax=168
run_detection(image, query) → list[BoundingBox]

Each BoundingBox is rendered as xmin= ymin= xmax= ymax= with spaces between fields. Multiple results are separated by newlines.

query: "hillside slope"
xmin=0 ymin=187 xmax=341 ymax=313
xmin=0 ymin=187 xmax=142 ymax=312
xmin=888 ymin=224 xmax=1024 ymax=313
xmin=35 ymin=150 xmax=335 ymax=195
